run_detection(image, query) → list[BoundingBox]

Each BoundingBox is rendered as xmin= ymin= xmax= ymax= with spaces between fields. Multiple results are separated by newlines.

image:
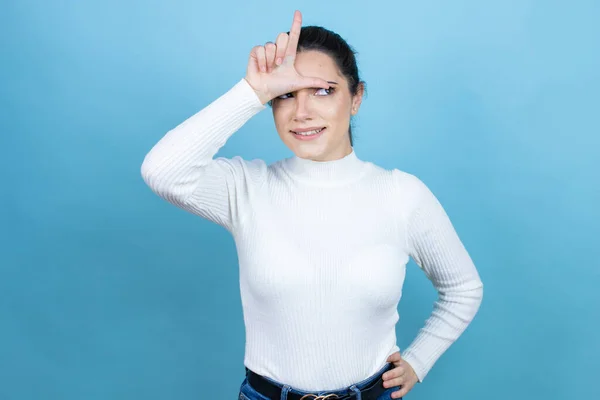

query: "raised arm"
xmin=140 ymin=10 xmax=329 ymax=232
xmin=140 ymin=79 xmax=266 ymax=232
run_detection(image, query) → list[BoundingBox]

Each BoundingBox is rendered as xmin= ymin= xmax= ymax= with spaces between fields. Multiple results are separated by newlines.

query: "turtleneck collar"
xmin=281 ymin=148 xmax=368 ymax=186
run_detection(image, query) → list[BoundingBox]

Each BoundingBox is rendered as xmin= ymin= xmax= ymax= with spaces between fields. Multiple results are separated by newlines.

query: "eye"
xmin=315 ymin=87 xmax=335 ymax=96
xmin=277 ymin=93 xmax=294 ymax=100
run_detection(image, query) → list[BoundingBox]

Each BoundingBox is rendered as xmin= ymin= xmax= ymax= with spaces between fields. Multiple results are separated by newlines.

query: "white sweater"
xmin=140 ymin=78 xmax=483 ymax=391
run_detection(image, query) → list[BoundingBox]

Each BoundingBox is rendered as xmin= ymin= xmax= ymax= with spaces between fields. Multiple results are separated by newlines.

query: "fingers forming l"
xmin=285 ymin=10 xmax=302 ymax=60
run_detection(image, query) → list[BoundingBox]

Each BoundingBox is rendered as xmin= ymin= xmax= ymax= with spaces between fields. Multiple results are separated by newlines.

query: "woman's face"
xmin=272 ymin=50 xmax=363 ymax=162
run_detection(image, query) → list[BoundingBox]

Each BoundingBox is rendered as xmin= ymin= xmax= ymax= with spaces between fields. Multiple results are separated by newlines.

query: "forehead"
xmin=294 ymin=50 xmax=344 ymax=82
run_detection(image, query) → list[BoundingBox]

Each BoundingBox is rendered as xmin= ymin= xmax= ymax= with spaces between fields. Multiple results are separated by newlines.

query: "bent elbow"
xmin=466 ymin=277 xmax=484 ymax=306
xmin=140 ymin=155 xmax=161 ymax=192
xmin=474 ymin=282 xmax=484 ymax=310
xmin=140 ymin=154 xmax=182 ymax=203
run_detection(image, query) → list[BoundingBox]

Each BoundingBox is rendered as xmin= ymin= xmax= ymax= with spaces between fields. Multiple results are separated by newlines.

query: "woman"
xmin=141 ymin=10 xmax=483 ymax=400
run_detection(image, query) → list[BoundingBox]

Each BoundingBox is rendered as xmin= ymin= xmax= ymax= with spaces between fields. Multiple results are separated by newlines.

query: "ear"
xmin=351 ymin=82 xmax=365 ymax=116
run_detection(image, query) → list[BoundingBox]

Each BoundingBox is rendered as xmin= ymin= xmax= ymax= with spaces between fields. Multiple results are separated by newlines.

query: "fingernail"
xmin=276 ymin=57 xmax=282 ymax=65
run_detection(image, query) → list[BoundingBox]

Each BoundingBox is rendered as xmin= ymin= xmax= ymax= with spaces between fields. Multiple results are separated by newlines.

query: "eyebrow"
xmin=327 ymin=81 xmax=339 ymax=85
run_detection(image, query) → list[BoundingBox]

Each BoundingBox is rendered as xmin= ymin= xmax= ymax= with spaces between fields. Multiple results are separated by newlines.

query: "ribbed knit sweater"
xmin=140 ymin=78 xmax=484 ymax=391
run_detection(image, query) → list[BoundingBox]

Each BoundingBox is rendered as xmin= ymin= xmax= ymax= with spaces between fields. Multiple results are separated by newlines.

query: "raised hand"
xmin=244 ymin=10 xmax=331 ymax=104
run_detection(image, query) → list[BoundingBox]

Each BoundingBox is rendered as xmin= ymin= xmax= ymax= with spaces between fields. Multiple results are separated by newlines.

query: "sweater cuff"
xmin=229 ymin=78 xmax=267 ymax=113
xmin=401 ymin=349 xmax=428 ymax=383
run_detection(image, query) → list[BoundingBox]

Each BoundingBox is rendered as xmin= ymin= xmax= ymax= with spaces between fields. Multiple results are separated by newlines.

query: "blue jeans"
xmin=238 ymin=362 xmax=402 ymax=400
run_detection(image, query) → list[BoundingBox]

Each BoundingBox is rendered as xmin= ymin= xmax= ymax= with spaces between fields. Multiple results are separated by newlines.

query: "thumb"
xmin=387 ymin=352 xmax=402 ymax=363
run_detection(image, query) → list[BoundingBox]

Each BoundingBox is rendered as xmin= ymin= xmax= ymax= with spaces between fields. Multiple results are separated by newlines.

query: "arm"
xmin=140 ymin=79 xmax=266 ymax=232
xmin=140 ymin=10 xmax=330 ymax=233
xmin=401 ymin=175 xmax=484 ymax=382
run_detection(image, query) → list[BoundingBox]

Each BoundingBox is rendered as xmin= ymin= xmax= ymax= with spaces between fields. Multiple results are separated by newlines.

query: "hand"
xmin=382 ymin=352 xmax=419 ymax=399
xmin=244 ymin=10 xmax=330 ymax=104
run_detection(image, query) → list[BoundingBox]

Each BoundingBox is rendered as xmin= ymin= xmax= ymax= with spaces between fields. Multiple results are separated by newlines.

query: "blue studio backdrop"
xmin=1 ymin=1 xmax=599 ymax=399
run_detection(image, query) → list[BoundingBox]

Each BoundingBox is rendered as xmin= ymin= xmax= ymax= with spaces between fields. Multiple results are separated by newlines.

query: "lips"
xmin=290 ymin=127 xmax=326 ymax=141
xmin=290 ymin=127 xmax=326 ymax=136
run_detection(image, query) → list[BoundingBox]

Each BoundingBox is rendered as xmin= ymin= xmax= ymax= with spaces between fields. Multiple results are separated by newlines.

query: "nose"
xmin=293 ymin=92 xmax=313 ymax=121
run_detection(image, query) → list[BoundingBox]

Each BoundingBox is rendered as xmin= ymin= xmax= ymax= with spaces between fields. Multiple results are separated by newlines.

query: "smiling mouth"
xmin=291 ymin=127 xmax=326 ymax=136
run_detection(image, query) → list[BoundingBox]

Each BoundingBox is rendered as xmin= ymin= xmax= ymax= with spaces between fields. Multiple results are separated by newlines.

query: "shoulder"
xmin=362 ymin=163 xmax=440 ymax=221
xmin=212 ymin=156 xmax=269 ymax=186
xmin=366 ymin=162 xmax=430 ymax=197
xmin=391 ymin=169 xmax=430 ymax=197
xmin=264 ymin=157 xmax=293 ymax=180
xmin=229 ymin=155 xmax=268 ymax=170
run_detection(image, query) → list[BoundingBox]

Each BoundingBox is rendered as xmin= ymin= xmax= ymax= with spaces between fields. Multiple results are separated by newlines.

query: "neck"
xmin=304 ymin=145 xmax=353 ymax=162
xmin=282 ymin=147 xmax=367 ymax=186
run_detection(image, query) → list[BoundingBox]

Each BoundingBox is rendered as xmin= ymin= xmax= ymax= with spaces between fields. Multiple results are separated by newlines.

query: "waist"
xmin=244 ymin=362 xmax=396 ymax=400
xmin=243 ymin=330 xmax=399 ymax=390
xmin=240 ymin=278 xmax=402 ymax=390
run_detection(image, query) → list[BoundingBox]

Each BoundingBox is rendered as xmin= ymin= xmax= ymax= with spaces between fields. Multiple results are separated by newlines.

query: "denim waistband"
xmin=245 ymin=362 xmax=393 ymax=397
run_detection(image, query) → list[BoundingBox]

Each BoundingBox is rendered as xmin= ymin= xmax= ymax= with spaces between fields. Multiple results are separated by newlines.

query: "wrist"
xmin=243 ymin=77 xmax=271 ymax=105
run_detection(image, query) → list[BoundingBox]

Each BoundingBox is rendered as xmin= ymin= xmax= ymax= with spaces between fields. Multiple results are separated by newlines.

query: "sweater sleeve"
xmin=400 ymin=174 xmax=484 ymax=382
xmin=140 ymin=78 xmax=267 ymax=232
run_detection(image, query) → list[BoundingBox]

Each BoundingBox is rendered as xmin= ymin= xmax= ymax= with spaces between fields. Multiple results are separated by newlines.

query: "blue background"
xmin=2 ymin=0 xmax=599 ymax=399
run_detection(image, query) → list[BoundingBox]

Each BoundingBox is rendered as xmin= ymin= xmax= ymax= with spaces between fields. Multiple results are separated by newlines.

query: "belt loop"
xmin=280 ymin=384 xmax=291 ymax=400
xmin=348 ymin=384 xmax=361 ymax=400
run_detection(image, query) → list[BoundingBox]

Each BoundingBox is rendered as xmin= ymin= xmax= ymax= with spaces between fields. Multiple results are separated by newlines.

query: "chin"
xmin=291 ymin=145 xmax=327 ymax=160
xmin=280 ymin=133 xmax=325 ymax=160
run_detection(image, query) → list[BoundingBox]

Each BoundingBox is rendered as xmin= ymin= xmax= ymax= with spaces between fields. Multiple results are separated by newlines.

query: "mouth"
xmin=290 ymin=127 xmax=326 ymax=140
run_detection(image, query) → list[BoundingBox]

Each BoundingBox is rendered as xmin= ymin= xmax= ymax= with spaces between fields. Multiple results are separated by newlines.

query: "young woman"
xmin=141 ymin=10 xmax=483 ymax=400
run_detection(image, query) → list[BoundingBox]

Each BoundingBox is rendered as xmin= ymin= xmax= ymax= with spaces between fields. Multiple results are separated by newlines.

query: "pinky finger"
xmin=391 ymin=386 xmax=409 ymax=399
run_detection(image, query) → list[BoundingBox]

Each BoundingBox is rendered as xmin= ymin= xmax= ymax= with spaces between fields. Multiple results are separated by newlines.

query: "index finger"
xmin=285 ymin=10 xmax=302 ymax=58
